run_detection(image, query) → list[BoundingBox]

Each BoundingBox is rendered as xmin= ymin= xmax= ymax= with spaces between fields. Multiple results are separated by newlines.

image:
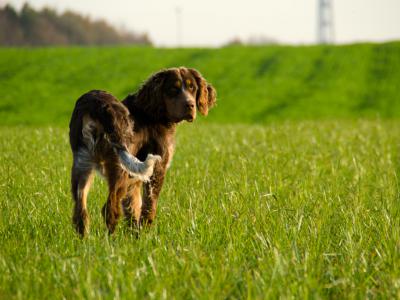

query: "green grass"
xmin=1 ymin=43 xmax=400 ymax=126
xmin=1 ymin=121 xmax=400 ymax=298
xmin=1 ymin=43 xmax=400 ymax=298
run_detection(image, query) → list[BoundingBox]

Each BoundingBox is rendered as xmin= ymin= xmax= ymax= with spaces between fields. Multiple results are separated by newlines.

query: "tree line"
xmin=0 ymin=3 xmax=152 ymax=46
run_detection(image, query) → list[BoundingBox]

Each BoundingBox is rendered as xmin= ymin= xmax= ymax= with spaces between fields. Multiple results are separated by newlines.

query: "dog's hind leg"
xmin=71 ymin=149 xmax=94 ymax=237
xmin=102 ymin=162 xmax=129 ymax=234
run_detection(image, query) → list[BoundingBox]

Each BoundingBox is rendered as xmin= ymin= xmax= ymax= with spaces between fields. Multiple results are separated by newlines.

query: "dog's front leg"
xmin=122 ymin=180 xmax=143 ymax=228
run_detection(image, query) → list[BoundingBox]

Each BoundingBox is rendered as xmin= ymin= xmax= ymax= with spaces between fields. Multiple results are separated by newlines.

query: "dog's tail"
xmin=71 ymin=90 xmax=161 ymax=181
xmin=117 ymin=151 xmax=161 ymax=181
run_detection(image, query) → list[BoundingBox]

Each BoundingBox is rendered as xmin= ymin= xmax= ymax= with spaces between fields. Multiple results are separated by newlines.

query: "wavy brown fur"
xmin=69 ymin=67 xmax=216 ymax=236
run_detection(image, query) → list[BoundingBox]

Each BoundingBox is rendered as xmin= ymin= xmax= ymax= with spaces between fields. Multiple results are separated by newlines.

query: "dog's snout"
xmin=186 ymin=102 xmax=195 ymax=110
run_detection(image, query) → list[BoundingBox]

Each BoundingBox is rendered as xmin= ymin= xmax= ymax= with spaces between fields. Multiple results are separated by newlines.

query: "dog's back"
xmin=69 ymin=90 xmax=132 ymax=153
xmin=69 ymin=90 xmax=160 ymax=179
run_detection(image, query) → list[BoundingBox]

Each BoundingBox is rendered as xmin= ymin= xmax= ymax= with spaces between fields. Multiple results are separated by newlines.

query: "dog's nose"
xmin=186 ymin=102 xmax=195 ymax=110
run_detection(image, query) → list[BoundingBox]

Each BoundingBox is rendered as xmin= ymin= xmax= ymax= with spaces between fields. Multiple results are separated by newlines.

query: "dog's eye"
xmin=170 ymin=87 xmax=180 ymax=94
xmin=185 ymin=79 xmax=194 ymax=91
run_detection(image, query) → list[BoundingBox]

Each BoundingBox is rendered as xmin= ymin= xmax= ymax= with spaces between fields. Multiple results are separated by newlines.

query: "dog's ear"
xmin=145 ymin=69 xmax=171 ymax=100
xmin=134 ymin=69 xmax=175 ymax=120
xmin=189 ymin=68 xmax=216 ymax=116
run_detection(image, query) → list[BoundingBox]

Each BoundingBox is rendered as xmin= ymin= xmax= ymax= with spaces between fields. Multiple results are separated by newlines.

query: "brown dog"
xmin=69 ymin=67 xmax=216 ymax=236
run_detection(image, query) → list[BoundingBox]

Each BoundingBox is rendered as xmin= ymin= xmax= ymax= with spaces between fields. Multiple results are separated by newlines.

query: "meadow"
xmin=1 ymin=44 xmax=400 ymax=299
xmin=0 ymin=42 xmax=400 ymax=125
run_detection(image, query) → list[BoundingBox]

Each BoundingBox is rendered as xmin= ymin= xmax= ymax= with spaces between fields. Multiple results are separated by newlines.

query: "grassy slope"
xmin=1 ymin=121 xmax=400 ymax=298
xmin=0 ymin=42 xmax=400 ymax=126
xmin=1 ymin=44 xmax=400 ymax=298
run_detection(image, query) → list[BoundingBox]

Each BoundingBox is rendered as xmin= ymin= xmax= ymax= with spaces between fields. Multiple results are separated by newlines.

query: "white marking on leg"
xmin=82 ymin=116 xmax=100 ymax=152
xmin=74 ymin=148 xmax=94 ymax=172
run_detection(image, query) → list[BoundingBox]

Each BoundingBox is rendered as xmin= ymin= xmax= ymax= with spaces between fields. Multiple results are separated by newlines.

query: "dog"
xmin=69 ymin=67 xmax=216 ymax=236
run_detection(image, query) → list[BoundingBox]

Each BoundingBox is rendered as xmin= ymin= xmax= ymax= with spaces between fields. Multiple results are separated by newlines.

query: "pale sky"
xmin=4 ymin=0 xmax=400 ymax=46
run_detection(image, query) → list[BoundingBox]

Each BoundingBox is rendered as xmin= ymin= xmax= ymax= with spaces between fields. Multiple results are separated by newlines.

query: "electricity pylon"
xmin=317 ymin=0 xmax=334 ymax=44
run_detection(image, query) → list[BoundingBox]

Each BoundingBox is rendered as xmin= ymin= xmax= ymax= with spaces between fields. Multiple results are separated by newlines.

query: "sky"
xmin=4 ymin=0 xmax=400 ymax=47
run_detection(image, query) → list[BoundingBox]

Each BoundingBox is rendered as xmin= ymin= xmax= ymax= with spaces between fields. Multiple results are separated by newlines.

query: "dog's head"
xmin=134 ymin=67 xmax=216 ymax=123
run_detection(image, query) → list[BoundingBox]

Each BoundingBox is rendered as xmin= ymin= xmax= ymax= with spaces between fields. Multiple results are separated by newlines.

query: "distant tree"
xmin=0 ymin=3 xmax=152 ymax=46
xmin=224 ymin=37 xmax=243 ymax=46
xmin=0 ymin=5 xmax=24 ymax=45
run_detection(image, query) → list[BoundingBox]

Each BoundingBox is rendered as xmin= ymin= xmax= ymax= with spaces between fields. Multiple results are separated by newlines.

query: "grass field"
xmin=1 ymin=121 xmax=400 ymax=298
xmin=1 ymin=43 xmax=400 ymax=298
xmin=1 ymin=42 xmax=400 ymax=126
